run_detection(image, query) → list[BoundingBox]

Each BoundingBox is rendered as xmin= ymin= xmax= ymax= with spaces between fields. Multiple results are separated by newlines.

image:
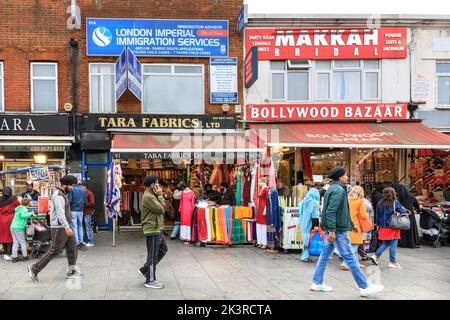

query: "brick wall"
xmin=0 ymin=0 xmax=243 ymax=114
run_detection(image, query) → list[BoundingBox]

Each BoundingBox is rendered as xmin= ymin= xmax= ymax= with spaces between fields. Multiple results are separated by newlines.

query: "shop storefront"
xmin=0 ymin=114 xmax=73 ymax=196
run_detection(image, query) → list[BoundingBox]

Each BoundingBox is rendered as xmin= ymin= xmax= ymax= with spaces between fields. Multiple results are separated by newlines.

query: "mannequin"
xmin=295 ymin=180 xmax=308 ymax=206
xmin=179 ymin=187 xmax=195 ymax=242
xmin=256 ymin=177 xmax=270 ymax=249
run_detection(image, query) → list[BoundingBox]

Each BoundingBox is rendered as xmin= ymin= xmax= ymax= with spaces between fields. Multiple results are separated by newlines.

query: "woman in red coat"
xmin=0 ymin=187 xmax=20 ymax=261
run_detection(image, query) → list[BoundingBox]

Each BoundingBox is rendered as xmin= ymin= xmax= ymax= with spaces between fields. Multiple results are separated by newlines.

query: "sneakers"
xmin=388 ymin=262 xmax=402 ymax=269
xmin=4 ymin=255 xmax=12 ymax=261
xmin=340 ymin=265 xmax=349 ymax=271
xmin=369 ymin=255 xmax=379 ymax=266
xmin=137 ymin=268 xmax=147 ymax=282
xmin=66 ymin=270 xmax=85 ymax=280
xmin=85 ymin=243 xmax=94 ymax=247
xmin=360 ymin=284 xmax=384 ymax=297
xmin=144 ymin=281 xmax=165 ymax=289
xmin=27 ymin=265 xmax=39 ymax=282
xmin=310 ymin=283 xmax=333 ymax=292
xmin=11 ymin=257 xmax=22 ymax=263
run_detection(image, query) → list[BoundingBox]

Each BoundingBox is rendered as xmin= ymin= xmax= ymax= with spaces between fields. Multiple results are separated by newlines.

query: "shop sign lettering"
xmin=0 ymin=118 xmax=36 ymax=132
xmin=306 ymin=132 xmax=394 ymax=142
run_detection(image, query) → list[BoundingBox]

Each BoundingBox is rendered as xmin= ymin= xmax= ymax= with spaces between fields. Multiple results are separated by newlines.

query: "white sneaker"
xmin=85 ymin=243 xmax=94 ymax=247
xmin=369 ymin=255 xmax=379 ymax=266
xmin=144 ymin=281 xmax=164 ymax=289
xmin=360 ymin=284 xmax=384 ymax=297
xmin=388 ymin=262 xmax=402 ymax=269
xmin=310 ymin=283 xmax=333 ymax=292
xmin=4 ymin=255 xmax=12 ymax=261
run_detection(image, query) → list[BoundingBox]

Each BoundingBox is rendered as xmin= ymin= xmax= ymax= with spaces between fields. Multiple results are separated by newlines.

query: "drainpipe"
xmin=69 ymin=39 xmax=79 ymax=141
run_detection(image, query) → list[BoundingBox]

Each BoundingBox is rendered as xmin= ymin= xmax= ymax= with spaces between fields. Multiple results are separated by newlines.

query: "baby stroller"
xmin=419 ymin=208 xmax=449 ymax=248
xmin=30 ymin=217 xmax=52 ymax=258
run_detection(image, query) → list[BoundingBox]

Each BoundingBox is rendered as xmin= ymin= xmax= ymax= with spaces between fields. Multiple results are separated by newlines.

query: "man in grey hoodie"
xmin=28 ymin=175 xmax=83 ymax=282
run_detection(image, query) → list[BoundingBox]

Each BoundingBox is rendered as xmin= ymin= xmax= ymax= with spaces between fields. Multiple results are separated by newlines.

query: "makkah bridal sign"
xmin=413 ymin=74 xmax=430 ymax=102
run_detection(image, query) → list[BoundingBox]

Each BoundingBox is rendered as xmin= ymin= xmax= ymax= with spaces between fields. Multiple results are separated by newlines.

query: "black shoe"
xmin=22 ymin=256 xmax=29 ymax=261
xmin=170 ymin=237 xmax=176 ymax=240
xmin=77 ymin=245 xmax=85 ymax=251
xmin=27 ymin=265 xmax=39 ymax=282
xmin=12 ymin=257 xmax=22 ymax=263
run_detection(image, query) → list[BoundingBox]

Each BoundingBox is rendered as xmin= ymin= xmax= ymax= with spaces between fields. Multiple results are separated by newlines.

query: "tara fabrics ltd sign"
xmin=246 ymin=103 xmax=408 ymax=121
xmin=245 ymin=27 xmax=407 ymax=60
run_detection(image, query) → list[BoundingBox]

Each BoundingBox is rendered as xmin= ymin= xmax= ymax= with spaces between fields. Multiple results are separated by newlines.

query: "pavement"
xmin=1 ymin=230 xmax=450 ymax=300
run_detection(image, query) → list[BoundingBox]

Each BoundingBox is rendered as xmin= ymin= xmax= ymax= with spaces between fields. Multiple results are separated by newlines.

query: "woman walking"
xmin=0 ymin=187 xmax=21 ymax=261
xmin=395 ymin=184 xmax=420 ymax=248
xmin=299 ymin=188 xmax=320 ymax=262
xmin=341 ymin=186 xmax=372 ymax=270
xmin=370 ymin=187 xmax=408 ymax=269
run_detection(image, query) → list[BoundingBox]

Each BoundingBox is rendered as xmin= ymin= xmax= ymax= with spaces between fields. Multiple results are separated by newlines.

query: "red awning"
xmin=248 ymin=122 xmax=450 ymax=149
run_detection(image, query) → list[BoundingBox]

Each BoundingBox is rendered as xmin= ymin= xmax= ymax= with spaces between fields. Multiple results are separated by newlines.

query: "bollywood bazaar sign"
xmin=87 ymin=18 xmax=229 ymax=57
xmin=245 ymin=27 xmax=408 ymax=60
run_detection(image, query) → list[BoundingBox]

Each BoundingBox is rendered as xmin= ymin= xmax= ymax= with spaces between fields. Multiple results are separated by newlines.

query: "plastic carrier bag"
xmin=309 ymin=230 xmax=324 ymax=256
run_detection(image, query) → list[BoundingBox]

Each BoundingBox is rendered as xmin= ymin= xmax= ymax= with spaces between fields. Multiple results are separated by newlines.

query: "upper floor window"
xmin=142 ymin=64 xmax=204 ymax=114
xmin=270 ymin=59 xmax=380 ymax=102
xmin=31 ymin=63 xmax=58 ymax=112
xmin=0 ymin=62 xmax=3 ymax=112
xmin=437 ymin=62 xmax=450 ymax=106
xmin=89 ymin=63 xmax=116 ymax=113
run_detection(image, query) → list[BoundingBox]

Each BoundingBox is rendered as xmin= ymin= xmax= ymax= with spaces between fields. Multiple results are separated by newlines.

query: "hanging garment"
xmin=295 ymin=184 xmax=309 ymax=205
xmin=225 ymin=207 xmax=232 ymax=244
xmin=231 ymin=209 xmax=246 ymax=245
xmin=191 ymin=207 xmax=198 ymax=243
xmin=209 ymin=163 xmax=223 ymax=186
xmin=235 ymin=168 xmax=243 ymax=205
xmin=208 ymin=208 xmax=215 ymax=241
xmin=197 ymin=208 xmax=208 ymax=242
xmin=266 ymin=187 xmax=281 ymax=249
xmin=242 ymin=167 xmax=250 ymax=206
xmin=179 ymin=189 xmax=195 ymax=241
xmin=256 ymin=186 xmax=270 ymax=225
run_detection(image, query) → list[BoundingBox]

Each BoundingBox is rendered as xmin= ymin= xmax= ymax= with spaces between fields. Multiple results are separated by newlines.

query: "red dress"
xmin=256 ymin=187 xmax=269 ymax=225
xmin=378 ymin=227 xmax=401 ymax=241
xmin=0 ymin=199 xmax=20 ymax=243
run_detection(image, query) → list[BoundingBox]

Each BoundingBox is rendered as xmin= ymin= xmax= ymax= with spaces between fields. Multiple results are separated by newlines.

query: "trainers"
xmin=27 ymin=265 xmax=39 ymax=282
xmin=4 ymin=255 xmax=12 ymax=261
xmin=340 ymin=265 xmax=349 ymax=271
xmin=310 ymin=283 xmax=333 ymax=292
xmin=388 ymin=262 xmax=402 ymax=269
xmin=137 ymin=268 xmax=147 ymax=282
xmin=11 ymin=257 xmax=22 ymax=263
xmin=144 ymin=281 xmax=164 ymax=289
xmin=360 ymin=284 xmax=384 ymax=297
xmin=85 ymin=243 xmax=94 ymax=247
xmin=66 ymin=271 xmax=85 ymax=279
xmin=22 ymin=256 xmax=29 ymax=261
xmin=369 ymin=255 xmax=379 ymax=266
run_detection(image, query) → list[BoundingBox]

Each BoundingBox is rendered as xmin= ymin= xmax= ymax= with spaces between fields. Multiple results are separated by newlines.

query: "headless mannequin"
xmin=256 ymin=180 xmax=270 ymax=249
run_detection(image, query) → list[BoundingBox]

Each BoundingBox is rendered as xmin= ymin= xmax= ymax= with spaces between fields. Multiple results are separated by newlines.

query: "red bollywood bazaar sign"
xmin=246 ymin=103 xmax=408 ymax=121
xmin=245 ymin=27 xmax=408 ymax=60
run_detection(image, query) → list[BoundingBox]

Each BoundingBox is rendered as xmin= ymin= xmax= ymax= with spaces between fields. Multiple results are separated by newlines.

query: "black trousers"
xmin=140 ymin=233 xmax=168 ymax=283
xmin=32 ymin=228 xmax=77 ymax=275
xmin=2 ymin=243 xmax=13 ymax=255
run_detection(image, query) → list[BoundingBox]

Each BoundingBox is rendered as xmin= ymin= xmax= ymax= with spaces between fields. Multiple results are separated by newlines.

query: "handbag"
xmin=368 ymin=229 xmax=379 ymax=253
xmin=358 ymin=201 xmax=374 ymax=233
xmin=389 ymin=201 xmax=411 ymax=230
xmin=309 ymin=230 xmax=324 ymax=256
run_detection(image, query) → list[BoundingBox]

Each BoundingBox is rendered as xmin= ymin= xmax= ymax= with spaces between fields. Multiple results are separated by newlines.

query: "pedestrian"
xmin=395 ymin=184 xmax=420 ymax=248
xmin=340 ymin=186 xmax=372 ymax=271
xmin=219 ymin=182 xmax=236 ymax=206
xmin=81 ymin=183 xmax=95 ymax=247
xmin=299 ymin=188 xmax=320 ymax=262
xmin=137 ymin=174 xmax=168 ymax=289
xmin=358 ymin=195 xmax=374 ymax=262
xmin=67 ymin=179 xmax=87 ymax=250
xmin=276 ymin=179 xmax=291 ymax=198
xmin=370 ymin=187 xmax=408 ymax=269
xmin=170 ymin=182 xmax=184 ymax=240
xmin=21 ymin=182 xmax=40 ymax=202
xmin=310 ymin=167 xmax=384 ymax=297
xmin=0 ymin=187 xmax=20 ymax=261
xmin=28 ymin=175 xmax=83 ymax=282
xmin=10 ymin=198 xmax=33 ymax=262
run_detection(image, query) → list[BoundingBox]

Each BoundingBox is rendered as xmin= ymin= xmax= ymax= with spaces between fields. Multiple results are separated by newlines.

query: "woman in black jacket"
xmin=219 ymin=182 xmax=236 ymax=206
xmin=395 ymin=184 xmax=420 ymax=248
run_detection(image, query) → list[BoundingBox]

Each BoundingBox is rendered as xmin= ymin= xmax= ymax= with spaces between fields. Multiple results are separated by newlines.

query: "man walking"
xmin=68 ymin=179 xmax=87 ymax=250
xmin=137 ymin=174 xmax=168 ymax=289
xmin=310 ymin=167 xmax=384 ymax=297
xmin=28 ymin=175 xmax=83 ymax=282
xmin=81 ymin=183 xmax=95 ymax=247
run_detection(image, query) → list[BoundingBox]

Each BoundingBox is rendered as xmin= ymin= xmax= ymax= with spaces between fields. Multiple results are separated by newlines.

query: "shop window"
xmin=270 ymin=61 xmax=309 ymax=101
xmin=89 ymin=63 xmax=116 ymax=113
xmin=142 ymin=64 xmax=204 ymax=114
xmin=30 ymin=62 xmax=58 ymax=113
xmin=0 ymin=62 xmax=3 ymax=111
xmin=436 ymin=62 xmax=450 ymax=106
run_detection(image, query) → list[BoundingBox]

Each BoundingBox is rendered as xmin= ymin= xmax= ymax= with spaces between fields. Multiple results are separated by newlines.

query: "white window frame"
xmin=89 ymin=63 xmax=116 ymax=113
xmin=269 ymin=61 xmax=310 ymax=102
xmin=141 ymin=63 xmax=205 ymax=114
xmin=0 ymin=61 xmax=4 ymax=112
xmin=436 ymin=61 xmax=450 ymax=108
xmin=30 ymin=62 xmax=58 ymax=113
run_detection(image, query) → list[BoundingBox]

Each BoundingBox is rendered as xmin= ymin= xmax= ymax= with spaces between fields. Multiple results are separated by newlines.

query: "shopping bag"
xmin=309 ymin=230 xmax=324 ymax=256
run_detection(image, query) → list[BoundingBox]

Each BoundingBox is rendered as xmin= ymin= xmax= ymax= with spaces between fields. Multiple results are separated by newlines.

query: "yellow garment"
xmin=348 ymin=199 xmax=370 ymax=245
xmin=214 ymin=209 xmax=222 ymax=242
xmin=209 ymin=209 xmax=215 ymax=241
xmin=295 ymin=184 xmax=308 ymax=205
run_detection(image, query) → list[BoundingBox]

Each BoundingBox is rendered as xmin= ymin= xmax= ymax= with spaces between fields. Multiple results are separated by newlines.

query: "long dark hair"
xmin=380 ymin=187 xmax=397 ymax=207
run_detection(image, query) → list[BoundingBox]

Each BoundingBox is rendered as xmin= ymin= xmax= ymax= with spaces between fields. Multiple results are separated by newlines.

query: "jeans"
xmin=341 ymin=244 xmax=358 ymax=268
xmin=313 ymin=232 xmax=368 ymax=289
xmin=84 ymin=215 xmax=94 ymax=244
xmin=140 ymin=233 xmax=168 ymax=283
xmin=71 ymin=211 xmax=84 ymax=246
xmin=11 ymin=231 xmax=28 ymax=258
xmin=171 ymin=222 xmax=180 ymax=239
xmin=375 ymin=239 xmax=398 ymax=263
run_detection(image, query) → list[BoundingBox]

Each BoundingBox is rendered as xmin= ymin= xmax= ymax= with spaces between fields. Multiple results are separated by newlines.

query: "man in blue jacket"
xmin=68 ymin=180 xmax=87 ymax=250
xmin=310 ymin=167 xmax=384 ymax=297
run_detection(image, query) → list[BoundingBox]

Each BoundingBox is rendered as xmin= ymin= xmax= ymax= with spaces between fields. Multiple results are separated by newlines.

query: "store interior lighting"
xmin=33 ymin=154 xmax=47 ymax=164
xmin=0 ymin=155 xmax=5 ymax=161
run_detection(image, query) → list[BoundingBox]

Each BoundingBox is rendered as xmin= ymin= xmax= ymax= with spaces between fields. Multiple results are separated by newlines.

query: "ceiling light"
xmin=34 ymin=154 xmax=47 ymax=164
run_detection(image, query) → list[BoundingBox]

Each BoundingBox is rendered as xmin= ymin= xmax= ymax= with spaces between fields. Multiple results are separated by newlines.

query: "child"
xmin=10 ymin=198 xmax=33 ymax=263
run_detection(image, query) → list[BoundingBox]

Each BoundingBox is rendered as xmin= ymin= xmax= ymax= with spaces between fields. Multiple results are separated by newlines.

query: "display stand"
xmin=280 ymin=207 xmax=302 ymax=253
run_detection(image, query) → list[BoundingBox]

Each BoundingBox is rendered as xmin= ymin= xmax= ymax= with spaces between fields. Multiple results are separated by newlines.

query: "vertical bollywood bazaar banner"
xmin=87 ymin=18 xmax=229 ymax=57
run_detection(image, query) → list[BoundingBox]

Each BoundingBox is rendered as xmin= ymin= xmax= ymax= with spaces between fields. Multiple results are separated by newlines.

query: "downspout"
xmin=69 ymin=39 xmax=79 ymax=142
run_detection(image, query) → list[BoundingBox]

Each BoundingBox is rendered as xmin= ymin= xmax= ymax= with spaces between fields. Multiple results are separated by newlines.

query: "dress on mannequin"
xmin=179 ymin=188 xmax=195 ymax=241
xmin=256 ymin=185 xmax=269 ymax=247
xmin=295 ymin=183 xmax=308 ymax=206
